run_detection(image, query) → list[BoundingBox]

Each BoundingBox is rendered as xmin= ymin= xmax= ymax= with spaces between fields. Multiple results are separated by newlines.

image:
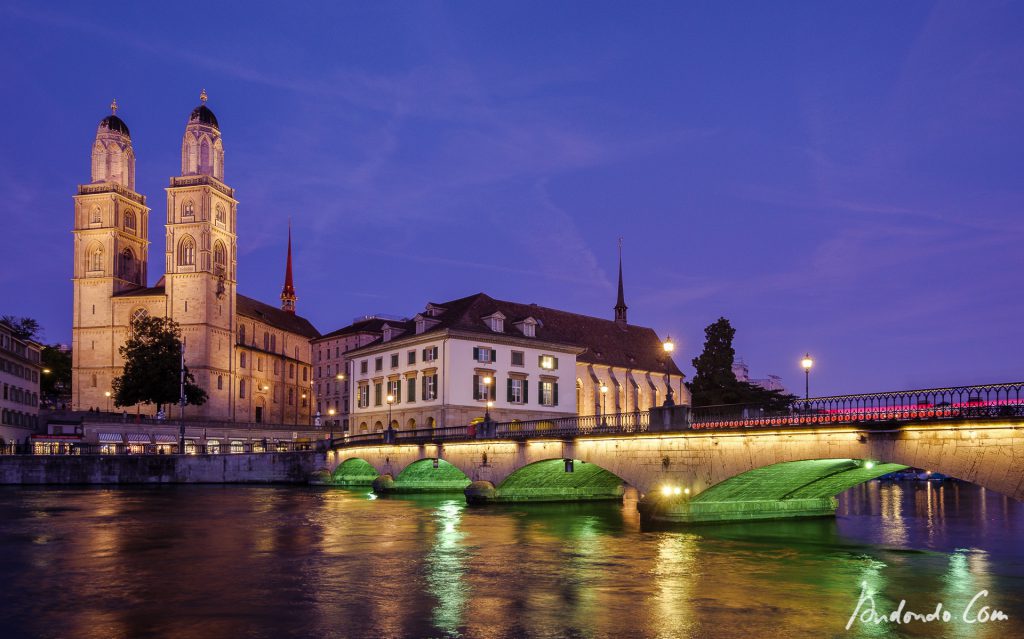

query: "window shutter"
xmin=432 ymin=374 xmax=438 ymax=399
xmin=538 ymin=355 xmax=543 ymax=367
xmin=422 ymin=347 xmax=428 ymax=360
xmin=491 ymin=383 xmax=496 ymax=401
xmin=538 ymin=381 xmax=543 ymax=405
xmin=554 ymin=383 xmax=559 ymax=406
xmin=507 ymin=378 xmax=513 ymax=402
xmin=473 ymin=347 xmax=480 ymax=361
xmin=422 ymin=376 xmax=427 ymax=401
xmin=523 ymin=381 xmax=529 ymax=404
xmin=396 ymin=382 xmax=401 ymax=403
xmin=433 ymin=347 xmax=438 ymax=360
xmin=491 ymin=348 xmax=497 ymax=362
xmin=472 ymin=374 xmax=479 ymax=400
xmin=553 ymin=357 xmax=559 ymax=370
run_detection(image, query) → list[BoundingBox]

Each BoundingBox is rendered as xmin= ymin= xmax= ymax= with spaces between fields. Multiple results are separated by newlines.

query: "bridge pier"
xmin=638 ymin=495 xmax=839 ymax=524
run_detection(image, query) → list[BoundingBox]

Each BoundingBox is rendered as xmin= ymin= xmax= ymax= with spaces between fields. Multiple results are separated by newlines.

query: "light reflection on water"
xmin=0 ymin=481 xmax=1021 ymax=639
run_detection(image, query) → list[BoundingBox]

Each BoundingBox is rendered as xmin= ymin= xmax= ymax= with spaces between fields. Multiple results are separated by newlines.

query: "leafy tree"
xmin=688 ymin=317 xmax=796 ymax=411
xmin=1 ymin=315 xmax=41 ymax=341
xmin=112 ymin=315 xmax=207 ymax=410
xmin=41 ymin=345 xmax=72 ymax=400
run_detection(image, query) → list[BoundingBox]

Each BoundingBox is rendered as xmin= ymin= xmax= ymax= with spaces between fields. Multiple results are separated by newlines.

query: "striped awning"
xmin=98 ymin=433 xmax=123 ymax=443
xmin=153 ymin=434 xmax=178 ymax=443
xmin=125 ymin=433 xmax=151 ymax=443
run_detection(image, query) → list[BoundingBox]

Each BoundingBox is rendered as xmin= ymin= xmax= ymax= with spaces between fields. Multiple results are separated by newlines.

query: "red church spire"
xmin=281 ymin=222 xmax=297 ymax=314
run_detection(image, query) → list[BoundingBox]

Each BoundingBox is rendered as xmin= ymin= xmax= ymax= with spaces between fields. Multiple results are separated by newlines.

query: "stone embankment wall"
xmin=0 ymin=452 xmax=325 ymax=484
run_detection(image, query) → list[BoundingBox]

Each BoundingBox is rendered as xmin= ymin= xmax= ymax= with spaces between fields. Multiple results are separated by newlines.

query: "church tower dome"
xmin=91 ymin=99 xmax=135 ymax=189
xmin=181 ymin=89 xmax=224 ymax=179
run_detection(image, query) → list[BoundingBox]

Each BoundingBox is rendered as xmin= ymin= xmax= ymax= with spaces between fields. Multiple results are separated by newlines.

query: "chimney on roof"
xmin=281 ymin=221 xmax=297 ymax=314
xmin=614 ymin=238 xmax=628 ymax=326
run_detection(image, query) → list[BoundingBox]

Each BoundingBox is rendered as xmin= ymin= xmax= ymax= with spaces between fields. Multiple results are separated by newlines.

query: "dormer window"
xmin=416 ymin=318 xmax=425 ymax=334
xmin=425 ymin=304 xmax=446 ymax=318
xmin=483 ymin=312 xmax=506 ymax=333
xmin=382 ymin=325 xmax=394 ymax=342
xmin=515 ymin=317 xmax=538 ymax=337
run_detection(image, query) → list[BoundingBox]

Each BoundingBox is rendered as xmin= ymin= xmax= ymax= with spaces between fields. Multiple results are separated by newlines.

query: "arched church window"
xmin=177 ymin=236 xmax=195 ymax=266
xmin=91 ymin=206 xmax=102 ymax=225
xmin=215 ymin=204 xmax=225 ymax=226
xmin=89 ymin=245 xmax=104 ymax=272
xmin=131 ymin=308 xmax=148 ymax=325
xmin=120 ymin=248 xmax=136 ymax=283
xmin=213 ymin=241 xmax=227 ymax=277
xmin=270 ymin=335 xmax=276 ymax=352
xmin=200 ymin=139 xmax=211 ymax=173
xmin=124 ymin=210 xmax=136 ymax=233
xmin=183 ymin=200 xmax=195 ymax=218
xmin=263 ymin=332 xmax=269 ymax=350
xmin=239 ymin=379 xmax=246 ymax=399
xmin=238 ymin=325 xmax=246 ymax=345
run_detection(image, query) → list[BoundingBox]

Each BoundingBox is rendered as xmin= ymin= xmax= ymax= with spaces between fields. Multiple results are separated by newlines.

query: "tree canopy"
xmin=112 ymin=315 xmax=207 ymax=409
xmin=1 ymin=316 xmax=41 ymax=341
xmin=688 ymin=317 xmax=796 ymax=411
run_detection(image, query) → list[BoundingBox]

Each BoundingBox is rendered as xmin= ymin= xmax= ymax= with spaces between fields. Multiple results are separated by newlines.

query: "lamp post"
xmin=483 ymin=376 xmax=493 ymax=422
xmin=662 ymin=335 xmax=676 ymax=407
xmin=104 ymin=390 xmax=111 ymax=413
xmin=328 ymin=408 xmax=336 ymax=441
xmin=600 ymin=383 xmax=608 ymax=426
xmin=801 ymin=353 xmax=814 ymax=400
xmin=386 ymin=392 xmax=395 ymax=432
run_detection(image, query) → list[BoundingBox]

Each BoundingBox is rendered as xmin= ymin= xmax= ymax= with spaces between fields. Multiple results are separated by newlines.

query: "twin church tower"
xmin=71 ymin=93 xmax=319 ymax=424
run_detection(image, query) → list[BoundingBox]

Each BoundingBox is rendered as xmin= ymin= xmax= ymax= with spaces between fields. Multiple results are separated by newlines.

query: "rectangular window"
xmin=473 ymin=347 xmax=497 ymax=363
xmin=375 ymin=357 xmax=383 ymax=372
xmin=539 ymin=355 xmax=558 ymax=371
xmin=374 ymin=383 xmax=382 ymax=406
xmin=422 ymin=346 xmax=438 ymax=362
xmin=511 ymin=351 xmax=524 ymax=367
xmin=508 ymin=378 xmax=524 ymax=404
xmin=240 ymin=353 xmax=246 ymax=368
xmin=407 ymin=350 xmax=416 ymax=365
xmin=289 ymin=363 xmax=295 ymax=379
xmin=539 ymin=380 xmax=558 ymax=406
xmin=357 ymin=384 xmax=369 ymax=408
xmin=390 ymin=353 xmax=399 ymax=369
xmin=387 ymin=380 xmax=401 ymax=403
xmin=473 ymin=374 xmax=496 ymax=401
xmin=407 ymin=377 xmax=416 ymax=403
xmin=422 ymin=374 xmax=438 ymax=401
xmin=302 ymin=367 xmax=308 ymax=382
xmin=360 ymin=360 xmax=368 ymax=374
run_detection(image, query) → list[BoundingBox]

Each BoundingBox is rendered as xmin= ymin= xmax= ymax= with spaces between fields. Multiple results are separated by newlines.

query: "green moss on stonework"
xmin=693 ymin=459 xmax=908 ymax=503
xmin=390 ymin=459 xmax=471 ymax=493
xmin=332 ymin=458 xmax=379 ymax=486
xmin=495 ymin=459 xmax=625 ymax=501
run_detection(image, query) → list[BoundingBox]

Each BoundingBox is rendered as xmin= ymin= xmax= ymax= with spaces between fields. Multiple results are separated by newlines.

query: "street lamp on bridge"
xmin=801 ymin=353 xmax=814 ymax=400
xmin=600 ymin=383 xmax=608 ymax=426
xmin=104 ymin=390 xmax=111 ymax=413
xmin=662 ymin=336 xmax=676 ymax=407
xmin=483 ymin=376 xmax=493 ymax=423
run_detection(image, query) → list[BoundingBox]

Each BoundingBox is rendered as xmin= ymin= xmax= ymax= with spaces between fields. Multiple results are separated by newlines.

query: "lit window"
xmin=177 ymin=236 xmax=195 ymax=266
xmin=540 ymin=355 xmax=558 ymax=370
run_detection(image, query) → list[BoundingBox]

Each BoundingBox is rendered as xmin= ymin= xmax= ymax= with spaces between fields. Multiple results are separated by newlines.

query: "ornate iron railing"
xmin=691 ymin=382 xmax=1024 ymax=429
xmin=0 ymin=441 xmax=316 ymax=456
xmin=332 ymin=411 xmax=650 ymax=447
xmin=329 ymin=382 xmax=1024 ymax=448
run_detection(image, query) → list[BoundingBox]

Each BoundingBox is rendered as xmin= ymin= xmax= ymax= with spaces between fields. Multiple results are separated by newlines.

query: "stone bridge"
xmin=319 ymin=417 xmax=1024 ymax=523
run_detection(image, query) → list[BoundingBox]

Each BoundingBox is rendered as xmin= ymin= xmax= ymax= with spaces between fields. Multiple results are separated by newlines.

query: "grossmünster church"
xmin=71 ymin=92 xmax=320 ymax=425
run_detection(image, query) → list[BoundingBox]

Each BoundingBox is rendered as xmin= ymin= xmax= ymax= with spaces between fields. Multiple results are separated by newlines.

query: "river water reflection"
xmin=0 ymin=481 xmax=1021 ymax=638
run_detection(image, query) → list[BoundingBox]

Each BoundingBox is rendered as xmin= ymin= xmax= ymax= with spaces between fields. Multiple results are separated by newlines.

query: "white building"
xmin=0 ymin=321 xmax=42 ymax=443
xmin=347 ymin=289 xmax=686 ymax=433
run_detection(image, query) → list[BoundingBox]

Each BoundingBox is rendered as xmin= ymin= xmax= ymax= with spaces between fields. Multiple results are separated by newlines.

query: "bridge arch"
xmin=380 ymin=458 xmax=471 ymax=493
xmin=467 ymin=458 xmax=627 ymax=504
xmin=331 ymin=457 xmax=381 ymax=486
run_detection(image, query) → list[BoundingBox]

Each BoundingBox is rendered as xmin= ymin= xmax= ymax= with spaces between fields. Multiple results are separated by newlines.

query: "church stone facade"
xmin=71 ymin=95 xmax=320 ymax=425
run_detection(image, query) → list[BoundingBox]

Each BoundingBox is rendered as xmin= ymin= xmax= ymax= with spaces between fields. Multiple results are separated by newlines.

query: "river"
xmin=0 ymin=481 xmax=1021 ymax=638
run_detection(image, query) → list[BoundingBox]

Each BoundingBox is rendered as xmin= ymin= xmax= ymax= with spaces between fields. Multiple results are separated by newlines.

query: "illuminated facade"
xmin=0 ymin=320 xmax=42 ymax=441
xmin=71 ymin=95 xmax=320 ymax=424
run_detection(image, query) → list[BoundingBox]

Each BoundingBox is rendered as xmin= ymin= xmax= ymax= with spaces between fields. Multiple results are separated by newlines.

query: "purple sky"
xmin=1 ymin=2 xmax=1022 ymax=396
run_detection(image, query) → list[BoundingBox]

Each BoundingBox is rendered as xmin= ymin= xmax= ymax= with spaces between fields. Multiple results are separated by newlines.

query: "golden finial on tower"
xmin=110 ymin=98 xmax=118 ymax=115
xmin=200 ymin=89 xmax=208 ymax=104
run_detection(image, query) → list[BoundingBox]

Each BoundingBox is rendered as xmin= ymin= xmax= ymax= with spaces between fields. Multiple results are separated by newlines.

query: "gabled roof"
xmin=348 ymin=292 xmax=682 ymax=375
xmin=237 ymin=294 xmax=319 ymax=338
xmin=112 ymin=284 xmax=166 ymax=298
xmin=316 ymin=317 xmax=393 ymax=341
